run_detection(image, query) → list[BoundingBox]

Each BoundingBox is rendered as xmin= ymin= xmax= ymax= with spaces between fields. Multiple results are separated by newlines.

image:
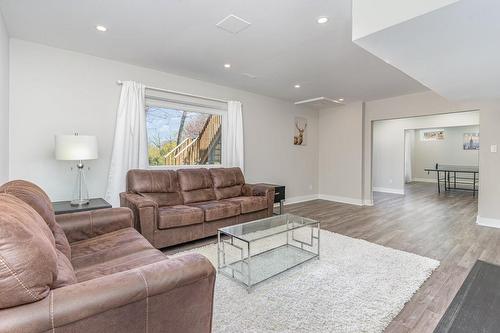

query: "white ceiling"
xmin=354 ymin=0 xmax=500 ymax=101
xmin=0 ymin=0 xmax=427 ymax=103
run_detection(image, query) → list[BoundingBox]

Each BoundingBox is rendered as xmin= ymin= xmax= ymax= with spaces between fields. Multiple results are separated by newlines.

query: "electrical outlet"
xmin=308 ymin=184 xmax=313 ymax=190
xmin=389 ymin=179 xmax=393 ymax=184
xmin=491 ymin=144 xmax=497 ymax=153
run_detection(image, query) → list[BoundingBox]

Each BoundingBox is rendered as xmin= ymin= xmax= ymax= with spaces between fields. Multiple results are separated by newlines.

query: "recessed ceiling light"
xmin=224 ymin=63 xmax=231 ymax=69
xmin=294 ymin=84 xmax=301 ymax=89
xmin=338 ymin=98 xmax=344 ymax=102
xmin=317 ymin=17 xmax=329 ymax=24
xmin=96 ymin=25 xmax=107 ymax=32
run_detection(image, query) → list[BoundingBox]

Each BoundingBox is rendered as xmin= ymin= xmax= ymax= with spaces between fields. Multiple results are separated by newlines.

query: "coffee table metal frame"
xmin=217 ymin=214 xmax=320 ymax=292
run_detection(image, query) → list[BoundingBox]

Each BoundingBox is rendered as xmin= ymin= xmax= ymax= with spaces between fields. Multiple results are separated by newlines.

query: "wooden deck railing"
xmin=163 ymin=114 xmax=222 ymax=165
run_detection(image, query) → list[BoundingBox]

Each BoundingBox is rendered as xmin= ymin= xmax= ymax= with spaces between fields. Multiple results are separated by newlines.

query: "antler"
xmin=295 ymin=120 xmax=301 ymax=131
xmin=295 ymin=120 xmax=306 ymax=131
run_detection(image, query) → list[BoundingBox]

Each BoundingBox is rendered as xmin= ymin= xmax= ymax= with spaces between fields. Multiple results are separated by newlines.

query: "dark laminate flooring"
xmin=167 ymin=182 xmax=500 ymax=332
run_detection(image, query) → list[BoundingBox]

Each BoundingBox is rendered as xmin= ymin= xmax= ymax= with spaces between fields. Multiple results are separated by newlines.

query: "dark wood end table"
xmin=52 ymin=198 xmax=112 ymax=215
xmin=255 ymin=183 xmax=285 ymax=215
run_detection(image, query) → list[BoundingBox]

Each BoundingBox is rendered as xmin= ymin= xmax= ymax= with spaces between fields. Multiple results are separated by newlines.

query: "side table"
xmin=52 ymin=198 xmax=112 ymax=215
xmin=256 ymin=183 xmax=285 ymax=215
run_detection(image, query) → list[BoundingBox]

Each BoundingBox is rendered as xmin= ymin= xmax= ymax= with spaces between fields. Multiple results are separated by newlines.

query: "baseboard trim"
xmin=412 ymin=178 xmax=437 ymax=183
xmin=277 ymin=194 xmax=373 ymax=207
xmin=282 ymin=194 xmax=319 ymax=206
xmin=373 ymin=187 xmax=405 ymax=195
xmin=476 ymin=215 xmax=500 ymax=228
xmin=317 ymin=194 xmax=364 ymax=206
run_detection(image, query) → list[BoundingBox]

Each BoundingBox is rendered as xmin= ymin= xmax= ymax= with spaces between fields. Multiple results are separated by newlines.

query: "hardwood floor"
xmin=286 ymin=182 xmax=496 ymax=333
xmin=167 ymin=182 xmax=496 ymax=332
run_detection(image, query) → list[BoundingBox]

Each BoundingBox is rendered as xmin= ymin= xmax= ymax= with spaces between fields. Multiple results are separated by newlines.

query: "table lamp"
xmin=55 ymin=134 xmax=98 ymax=206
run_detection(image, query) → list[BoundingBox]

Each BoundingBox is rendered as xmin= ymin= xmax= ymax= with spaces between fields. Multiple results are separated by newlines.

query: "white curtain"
xmin=105 ymin=81 xmax=148 ymax=206
xmin=404 ymin=130 xmax=415 ymax=183
xmin=225 ymin=101 xmax=244 ymax=172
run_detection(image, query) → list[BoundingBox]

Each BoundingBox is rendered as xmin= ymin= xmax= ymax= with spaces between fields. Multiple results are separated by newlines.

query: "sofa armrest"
xmin=120 ymin=192 xmax=158 ymax=245
xmin=242 ymin=184 xmax=275 ymax=216
xmin=55 ymin=207 xmax=133 ymax=243
xmin=242 ymin=184 xmax=273 ymax=197
xmin=0 ymin=254 xmax=216 ymax=333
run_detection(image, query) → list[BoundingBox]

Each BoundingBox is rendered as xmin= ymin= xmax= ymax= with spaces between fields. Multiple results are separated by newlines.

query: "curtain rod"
xmin=116 ymin=80 xmax=229 ymax=104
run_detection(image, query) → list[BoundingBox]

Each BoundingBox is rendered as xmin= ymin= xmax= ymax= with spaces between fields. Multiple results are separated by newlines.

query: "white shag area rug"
xmin=174 ymin=230 xmax=439 ymax=333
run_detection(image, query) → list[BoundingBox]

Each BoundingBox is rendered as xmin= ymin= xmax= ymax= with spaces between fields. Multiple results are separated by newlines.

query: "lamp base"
xmin=72 ymin=161 xmax=90 ymax=207
xmin=70 ymin=199 xmax=90 ymax=207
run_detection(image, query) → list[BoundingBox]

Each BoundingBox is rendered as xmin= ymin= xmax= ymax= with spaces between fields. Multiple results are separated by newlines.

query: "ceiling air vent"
xmin=294 ymin=97 xmax=345 ymax=109
xmin=216 ymin=14 xmax=251 ymax=34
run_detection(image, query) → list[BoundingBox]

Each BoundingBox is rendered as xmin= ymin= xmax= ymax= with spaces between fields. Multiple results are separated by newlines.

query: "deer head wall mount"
xmin=294 ymin=118 xmax=307 ymax=145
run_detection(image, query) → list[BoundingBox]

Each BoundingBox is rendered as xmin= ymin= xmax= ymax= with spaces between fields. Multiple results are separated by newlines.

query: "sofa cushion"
xmin=53 ymin=250 xmax=77 ymax=288
xmin=71 ymin=227 xmax=167 ymax=282
xmin=52 ymin=222 xmax=72 ymax=259
xmin=224 ymin=196 xmax=268 ymax=214
xmin=140 ymin=192 xmax=184 ymax=207
xmin=127 ymin=170 xmax=183 ymax=206
xmin=178 ymin=169 xmax=216 ymax=204
xmin=0 ymin=180 xmax=72 ymax=260
xmin=189 ymin=200 xmax=241 ymax=222
xmin=209 ymin=167 xmax=245 ymax=199
xmin=158 ymin=205 xmax=204 ymax=229
xmin=0 ymin=194 xmax=58 ymax=309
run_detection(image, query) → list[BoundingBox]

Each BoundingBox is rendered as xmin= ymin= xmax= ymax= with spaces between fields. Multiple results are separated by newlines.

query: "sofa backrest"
xmin=177 ymin=168 xmax=216 ymax=204
xmin=0 ymin=180 xmax=72 ymax=260
xmin=127 ymin=169 xmax=183 ymax=206
xmin=0 ymin=193 xmax=58 ymax=309
xmin=209 ymin=167 xmax=245 ymax=199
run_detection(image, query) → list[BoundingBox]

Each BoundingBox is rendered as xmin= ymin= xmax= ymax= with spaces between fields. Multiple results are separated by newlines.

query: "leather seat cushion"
xmin=70 ymin=228 xmax=167 ymax=282
xmin=53 ymin=250 xmax=77 ymax=288
xmin=224 ymin=196 xmax=268 ymax=214
xmin=177 ymin=169 xmax=217 ymax=204
xmin=188 ymin=200 xmax=241 ymax=222
xmin=209 ymin=168 xmax=245 ymax=199
xmin=0 ymin=194 xmax=58 ymax=309
xmin=158 ymin=205 xmax=204 ymax=229
xmin=0 ymin=180 xmax=72 ymax=260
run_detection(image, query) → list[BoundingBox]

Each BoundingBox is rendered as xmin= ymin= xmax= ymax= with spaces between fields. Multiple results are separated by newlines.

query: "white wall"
xmin=352 ymin=0 xmax=459 ymax=40
xmin=372 ymin=111 xmax=479 ymax=193
xmin=412 ymin=125 xmax=479 ymax=181
xmin=364 ymin=91 xmax=478 ymax=202
xmin=9 ymin=39 xmax=318 ymax=202
xmin=361 ymin=90 xmax=500 ymax=224
xmin=0 ymin=12 xmax=8 ymax=183
xmin=318 ymin=102 xmax=365 ymax=205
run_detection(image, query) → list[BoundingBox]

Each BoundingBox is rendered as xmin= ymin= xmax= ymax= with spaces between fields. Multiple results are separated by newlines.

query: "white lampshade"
xmin=55 ymin=135 xmax=98 ymax=161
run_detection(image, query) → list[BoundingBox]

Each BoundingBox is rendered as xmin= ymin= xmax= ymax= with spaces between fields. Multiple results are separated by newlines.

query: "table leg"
xmin=473 ymin=172 xmax=477 ymax=197
xmin=437 ymin=170 xmax=441 ymax=193
xmin=247 ymin=241 xmax=251 ymax=292
xmin=280 ymin=199 xmax=284 ymax=215
xmin=454 ymin=171 xmax=457 ymax=189
xmin=217 ymin=231 xmax=221 ymax=270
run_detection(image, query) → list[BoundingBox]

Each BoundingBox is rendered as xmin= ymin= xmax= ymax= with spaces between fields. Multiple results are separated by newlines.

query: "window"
xmin=146 ymin=106 xmax=223 ymax=166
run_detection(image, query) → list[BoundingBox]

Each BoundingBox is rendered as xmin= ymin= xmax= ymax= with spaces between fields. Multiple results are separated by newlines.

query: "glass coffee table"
xmin=217 ymin=213 xmax=320 ymax=292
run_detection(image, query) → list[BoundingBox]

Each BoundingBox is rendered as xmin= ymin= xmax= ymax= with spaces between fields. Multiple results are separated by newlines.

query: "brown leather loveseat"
xmin=0 ymin=180 xmax=215 ymax=333
xmin=121 ymin=167 xmax=275 ymax=249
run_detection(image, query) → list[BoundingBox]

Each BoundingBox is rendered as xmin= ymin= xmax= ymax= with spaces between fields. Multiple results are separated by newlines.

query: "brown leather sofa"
xmin=121 ymin=167 xmax=275 ymax=249
xmin=0 ymin=180 xmax=215 ymax=333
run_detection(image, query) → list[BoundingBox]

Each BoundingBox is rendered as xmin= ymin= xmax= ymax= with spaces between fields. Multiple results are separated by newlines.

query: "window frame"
xmin=145 ymin=99 xmax=227 ymax=170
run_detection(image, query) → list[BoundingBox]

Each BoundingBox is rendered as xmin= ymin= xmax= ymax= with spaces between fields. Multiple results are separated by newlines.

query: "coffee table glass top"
xmin=217 ymin=213 xmax=320 ymax=291
xmin=219 ymin=213 xmax=318 ymax=242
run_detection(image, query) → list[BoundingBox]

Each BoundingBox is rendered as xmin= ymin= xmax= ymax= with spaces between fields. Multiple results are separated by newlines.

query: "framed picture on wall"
xmin=463 ymin=133 xmax=479 ymax=150
xmin=420 ymin=129 xmax=445 ymax=141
